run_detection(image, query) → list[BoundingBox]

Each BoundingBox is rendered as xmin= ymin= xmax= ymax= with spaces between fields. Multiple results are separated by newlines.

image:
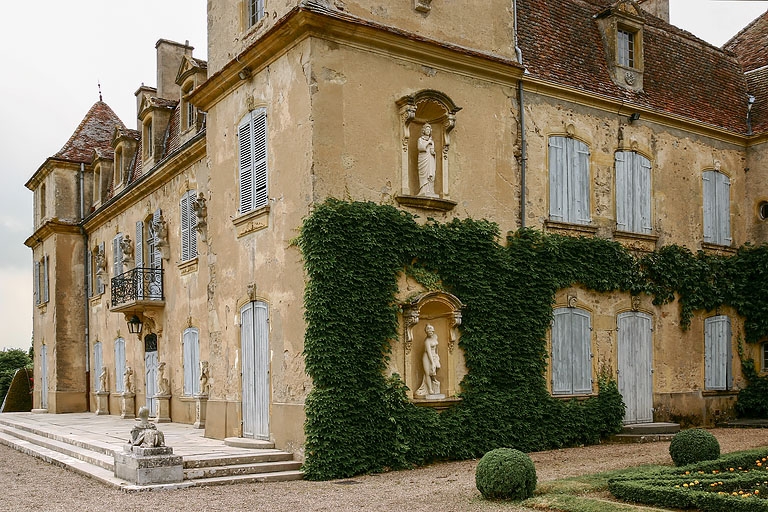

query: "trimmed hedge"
xmin=475 ymin=448 xmax=536 ymax=500
xmin=669 ymin=429 xmax=721 ymax=466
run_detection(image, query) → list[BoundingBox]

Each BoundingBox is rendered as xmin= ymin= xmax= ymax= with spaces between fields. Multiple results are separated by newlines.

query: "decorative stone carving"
xmin=192 ymin=192 xmax=207 ymax=242
xmin=95 ymin=365 xmax=110 ymax=415
xmin=99 ymin=365 xmax=108 ymax=393
xmin=417 ymin=123 xmax=438 ymax=197
xmin=404 ymin=308 xmax=420 ymax=355
xmin=95 ymin=245 xmax=106 ymax=277
xmin=130 ymin=407 xmax=166 ymax=448
xmin=624 ymin=71 xmax=636 ymax=85
xmin=414 ymin=0 xmax=432 ymax=13
xmin=416 ymin=324 xmax=443 ymax=398
xmin=123 ymin=366 xmax=134 ymax=394
xmin=567 ymin=294 xmax=578 ymax=308
xmin=449 ymin=311 xmax=462 ymax=354
xmin=198 ymin=360 xmax=210 ymax=397
xmin=247 ymin=283 xmax=258 ymax=302
xmin=631 ymin=295 xmax=641 ymax=311
xmin=121 ymin=234 xmax=134 ymax=271
xmin=566 ymin=123 xmax=576 ymax=137
xmin=151 ymin=210 xmax=170 ymax=260
xmin=157 ymin=362 xmax=170 ymax=396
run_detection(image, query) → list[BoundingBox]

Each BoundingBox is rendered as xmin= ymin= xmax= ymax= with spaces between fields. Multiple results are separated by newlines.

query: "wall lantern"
xmin=127 ymin=315 xmax=143 ymax=335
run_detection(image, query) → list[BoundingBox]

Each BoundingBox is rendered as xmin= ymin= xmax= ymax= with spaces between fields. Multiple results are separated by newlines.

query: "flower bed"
xmin=609 ymin=449 xmax=768 ymax=511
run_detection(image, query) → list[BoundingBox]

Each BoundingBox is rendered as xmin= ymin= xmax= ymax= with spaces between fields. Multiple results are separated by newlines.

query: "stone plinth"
xmin=193 ymin=395 xmax=208 ymax=429
xmin=120 ymin=393 xmax=135 ymax=419
xmin=95 ymin=391 xmax=109 ymax=415
xmin=153 ymin=394 xmax=171 ymax=423
xmin=114 ymin=445 xmax=183 ymax=485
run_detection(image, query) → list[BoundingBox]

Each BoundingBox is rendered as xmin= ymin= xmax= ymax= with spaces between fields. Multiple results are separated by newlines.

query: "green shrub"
xmin=475 ymin=448 xmax=536 ymax=500
xmin=669 ymin=429 xmax=721 ymax=466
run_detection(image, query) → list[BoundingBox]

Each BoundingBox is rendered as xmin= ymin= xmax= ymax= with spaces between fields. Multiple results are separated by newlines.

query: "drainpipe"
xmin=514 ymin=0 xmax=527 ymax=228
xmin=79 ymin=163 xmax=90 ymax=405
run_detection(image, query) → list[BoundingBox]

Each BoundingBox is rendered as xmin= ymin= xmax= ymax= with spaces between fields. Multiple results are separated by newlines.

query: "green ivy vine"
xmin=298 ymin=199 xmax=768 ymax=480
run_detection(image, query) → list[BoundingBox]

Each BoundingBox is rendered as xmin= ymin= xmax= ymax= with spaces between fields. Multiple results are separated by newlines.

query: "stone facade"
xmin=25 ymin=0 xmax=768 ymax=458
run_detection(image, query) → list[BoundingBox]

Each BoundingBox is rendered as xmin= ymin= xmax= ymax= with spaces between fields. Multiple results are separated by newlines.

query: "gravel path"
xmin=2 ymin=428 xmax=768 ymax=512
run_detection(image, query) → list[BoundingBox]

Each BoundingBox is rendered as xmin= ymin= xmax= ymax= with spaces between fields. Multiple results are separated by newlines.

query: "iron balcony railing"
xmin=111 ymin=267 xmax=164 ymax=308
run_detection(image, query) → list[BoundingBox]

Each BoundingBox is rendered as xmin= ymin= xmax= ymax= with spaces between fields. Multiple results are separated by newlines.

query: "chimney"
xmin=638 ymin=0 xmax=669 ymax=23
xmin=155 ymin=39 xmax=194 ymax=100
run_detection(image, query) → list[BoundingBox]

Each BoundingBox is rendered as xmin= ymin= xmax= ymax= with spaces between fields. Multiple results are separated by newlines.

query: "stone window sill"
xmin=553 ymin=393 xmax=597 ymax=401
xmin=179 ymin=257 xmax=198 ymax=275
xmin=613 ymin=230 xmax=658 ymax=252
xmin=545 ymin=220 xmax=598 ymax=237
xmin=395 ymin=195 xmax=457 ymax=212
xmin=701 ymin=242 xmax=737 ymax=256
xmin=233 ymin=205 xmax=270 ymax=238
xmin=702 ymin=390 xmax=738 ymax=397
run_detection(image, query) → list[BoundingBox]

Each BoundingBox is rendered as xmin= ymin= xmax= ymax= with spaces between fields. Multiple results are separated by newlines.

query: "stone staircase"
xmin=0 ymin=414 xmax=302 ymax=490
xmin=609 ymin=422 xmax=680 ymax=443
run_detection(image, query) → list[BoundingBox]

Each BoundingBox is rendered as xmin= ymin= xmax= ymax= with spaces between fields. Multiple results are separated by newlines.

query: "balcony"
xmin=111 ymin=267 xmax=165 ymax=312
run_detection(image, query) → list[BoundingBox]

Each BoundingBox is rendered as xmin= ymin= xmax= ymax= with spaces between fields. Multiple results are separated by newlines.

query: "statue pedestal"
xmin=153 ymin=394 xmax=171 ymax=423
xmin=120 ymin=393 xmax=135 ymax=419
xmin=114 ymin=445 xmax=183 ymax=485
xmin=95 ymin=391 xmax=110 ymax=415
xmin=193 ymin=395 xmax=208 ymax=429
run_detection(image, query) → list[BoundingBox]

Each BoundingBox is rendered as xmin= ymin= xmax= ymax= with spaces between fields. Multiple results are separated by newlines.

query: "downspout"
xmin=514 ymin=0 xmax=527 ymax=228
xmin=79 ymin=163 xmax=90 ymax=406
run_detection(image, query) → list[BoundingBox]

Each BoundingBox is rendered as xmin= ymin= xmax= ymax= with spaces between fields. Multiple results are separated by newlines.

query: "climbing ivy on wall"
xmin=298 ymin=199 xmax=768 ymax=480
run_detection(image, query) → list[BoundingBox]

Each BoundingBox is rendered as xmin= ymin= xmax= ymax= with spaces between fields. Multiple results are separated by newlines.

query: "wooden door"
xmin=618 ymin=312 xmax=653 ymax=424
xmin=240 ymin=301 xmax=270 ymax=440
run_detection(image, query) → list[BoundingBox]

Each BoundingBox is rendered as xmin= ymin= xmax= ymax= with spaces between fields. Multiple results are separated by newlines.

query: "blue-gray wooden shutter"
xmin=252 ymin=108 xmax=268 ymax=210
xmin=115 ymin=338 xmax=126 ymax=393
xmin=705 ymin=315 xmax=731 ymax=390
xmin=98 ymin=242 xmax=105 ymax=294
xmin=43 ymin=255 xmax=49 ymax=303
xmin=637 ymin=154 xmax=653 ymax=233
xmin=717 ymin=172 xmax=731 ymax=245
xmin=135 ymin=221 xmax=144 ymax=269
xmin=86 ymin=250 xmax=93 ymax=298
xmin=617 ymin=312 xmax=654 ymax=423
xmin=145 ymin=351 xmax=158 ymax=415
xmin=93 ymin=342 xmax=103 ymax=392
xmin=241 ymin=301 xmax=270 ymax=439
xmin=615 ymin=152 xmax=629 ymax=231
xmin=34 ymin=261 xmax=40 ymax=305
xmin=571 ymin=139 xmax=591 ymax=225
xmin=183 ymin=328 xmax=200 ymax=395
xmin=180 ymin=191 xmax=197 ymax=261
xmin=238 ymin=115 xmax=254 ymax=214
xmin=703 ymin=171 xmax=715 ymax=243
xmin=552 ymin=308 xmax=592 ymax=395
xmin=549 ymin=137 xmax=566 ymax=222
xmin=40 ymin=344 xmax=48 ymax=409
xmin=112 ymin=234 xmax=123 ymax=277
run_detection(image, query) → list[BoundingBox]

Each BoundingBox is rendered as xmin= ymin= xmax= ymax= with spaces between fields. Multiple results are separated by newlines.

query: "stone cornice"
xmin=190 ymin=7 xmax=524 ymax=111
xmin=25 ymin=219 xmax=81 ymax=248
xmin=82 ymin=132 xmax=206 ymax=233
xmin=523 ymin=77 xmax=749 ymax=147
xmin=25 ymin=159 xmax=84 ymax=190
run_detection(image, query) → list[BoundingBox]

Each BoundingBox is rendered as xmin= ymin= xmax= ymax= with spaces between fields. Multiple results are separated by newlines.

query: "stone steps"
xmin=0 ymin=414 xmax=302 ymax=490
xmin=608 ymin=422 xmax=681 ymax=444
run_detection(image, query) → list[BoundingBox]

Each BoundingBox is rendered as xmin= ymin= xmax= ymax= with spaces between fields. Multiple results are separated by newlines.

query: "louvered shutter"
xmin=703 ymin=171 xmax=715 ymax=243
xmin=112 ymin=234 xmax=123 ymax=277
xmin=135 ymin=222 xmax=144 ymax=269
xmin=549 ymin=137 xmax=566 ymax=222
xmin=638 ymin=154 xmax=653 ymax=233
xmin=189 ymin=194 xmax=197 ymax=258
xmin=98 ymin=242 xmax=105 ymax=294
xmin=615 ymin=152 xmax=629 ymax=231
xmin=86 ymin=250 xmax=93 ymax=298
xmin=252 ymin=108 xmax=268 ymax=210
xmin=572 ymin=139 xmax=591 ymax=225
xmin=34 ymin=261 xmax=40 ymax=305
xmin=180 ymin=193 xmax=191 ymax=261
xmin=717 ymin=172 xmax=731 ymax=245
xmin=183 ymin=328 xmax=200 ymax=395
xmin=115 ymin=338 xmax=126 ymax=393
xmin=705 ymin=315 xmax=731 ymax=390
xmin=552 ymin=308 xmax=572 ymax=395
xmin=43 ymin=255 xmax=49 ymax=303
xmin=572 ymin=308 xmax=593 ymax=394
xmin=238 ymin=116 xmax=254 ymax=214
xmin=93 ymin=342 xmax=103 ymax=392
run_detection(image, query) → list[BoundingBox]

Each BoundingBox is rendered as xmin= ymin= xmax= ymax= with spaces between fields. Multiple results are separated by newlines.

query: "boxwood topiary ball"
xmin=475 ymin=448 xmax=537 ymax=500
xmin=669 ymin=428 xmax=721 ymax=466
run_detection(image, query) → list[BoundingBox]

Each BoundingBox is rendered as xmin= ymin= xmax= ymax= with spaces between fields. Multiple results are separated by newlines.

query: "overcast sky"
xmin=0 ymin=0 xmax=766 ymax=351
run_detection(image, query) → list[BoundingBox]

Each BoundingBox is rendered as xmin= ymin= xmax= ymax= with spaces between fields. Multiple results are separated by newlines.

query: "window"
xmin=704 ymin=315 xmax=732 ymax=390
xmin=618 ymin=29 xmax=635 ymax=68
xmin=238 ymin=108 xmax=269 ymax=214
xmin=760 ymin=202 xmax=768 ymax=221
xmin=114 ymin=338 xmax=126 ymax=393
xmin=549 ymin=136 xmax=591 ymax=225
xmin=112 ymin=233 xmax=124 ymax=277
xmin=183 ymin=83 xmax=195 ymax=130
xmin=615 ymin=151 xmax=652 ymax=234
xmin=248 ymin=0 xmax=264 ymax=28
xmin=703 ymin=170 xmax=731 ymax=246
xmin=551 ymin=307 xmax=592 ymax=395
xmin=39 ymin=183 xmax=46 ymax=220
xmin=182 ymin=327 xmax=200 ymax=396
xmin=180 ymin=190 xmax=198 ymax=261
xmin=93 ymin=167 xmax=101 ymax=205
xmin=35 ymin=255 xmax=49 ymax=305
xmin=93 ymin=342 xmax=103 ymax=393
xmin=144 ymin=120 xmax=153 ymax=158
xmin=762 ymin=343 xmax=768 ymax=372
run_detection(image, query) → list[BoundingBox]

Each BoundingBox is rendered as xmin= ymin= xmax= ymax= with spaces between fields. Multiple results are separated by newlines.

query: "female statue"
xmin=417 ymin=123 xmax=437 ymax=197
xmin=417 ymin=324 xmax=441 ymax=396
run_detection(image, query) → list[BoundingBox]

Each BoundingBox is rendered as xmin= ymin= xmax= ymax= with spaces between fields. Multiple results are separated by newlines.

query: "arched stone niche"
xmin=396 ymin=90 xmax=461 ymax=211
xmin=402 ymin=291 xmax=465 ymax=401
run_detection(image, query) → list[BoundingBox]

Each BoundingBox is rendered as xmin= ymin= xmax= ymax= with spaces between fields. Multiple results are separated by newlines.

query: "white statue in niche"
xmin=417 ymin=324 xmax=443 ymax=398
xmin=99 ymin=366 xmax=108 ymax=393
xmin=123 ymin=366 xmax=134 ymax=394
xmin=157 ymin=362 xmax=170 ymax=396
xmin=417 ymin=123 xmax=438 ymax=197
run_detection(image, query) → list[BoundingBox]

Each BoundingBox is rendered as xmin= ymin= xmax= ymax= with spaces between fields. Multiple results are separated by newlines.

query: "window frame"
xmin=615 ymin=151 xmax=652 ymax=234
xmin=548 ymin=136 xmax=591 ymax=225
xmin=617 ymin=28 xmax=636 ymax=68
xmin=247 ymin=0 xmax=265 ymax=28
xmin=703 ymin=170 xmax=732 ymax=246
xmin=238 ymin=108 xmax=269 ymax=215
xmin=180 ymin=190 xmax=198 ymax=262
xmin=551 ymin=307 xmax=593 ymax=395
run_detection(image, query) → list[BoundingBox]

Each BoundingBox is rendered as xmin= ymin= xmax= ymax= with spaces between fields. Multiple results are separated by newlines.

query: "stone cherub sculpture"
xmin=417 ymin=123 xmax=437 ymax=198
xmin=98 ymin=366 xmax=108 ymax=393
xmin=417 ymin=324 xmax=441 ymax=397
xmin=199 ymin=360 xmax=210 ymax=396
xmin=123 ymin=366 xmax=134 ymax=394
xmin=129 ymin=406 xmax=165 ymax=448
xmin=157 ymin=362 xmax=170 ymax=396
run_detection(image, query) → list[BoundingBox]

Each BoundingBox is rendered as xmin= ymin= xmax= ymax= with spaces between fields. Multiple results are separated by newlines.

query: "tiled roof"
xmin=517 ymin=0 xmax=750 ymax=134
xmin=723 ymin=9 xmax=768 ymax=73
xmin=93 ymin=148 xmax=114 ymax=160
xmin=746 ymin=67 xmax=768 ymax=134
xmin=192 ymin=57 xmax=208 ymax=69
xmin=53 ymin=101 xmax=125 ymax=163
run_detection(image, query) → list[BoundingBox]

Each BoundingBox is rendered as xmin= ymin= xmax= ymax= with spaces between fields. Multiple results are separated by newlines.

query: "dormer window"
xmin=182 ymin=82 xmax=195 ymax=131
xmin=618 ymin=29 xmax=635 ymax=68
xmin=144 ymin=119 xmax=153 ymax=158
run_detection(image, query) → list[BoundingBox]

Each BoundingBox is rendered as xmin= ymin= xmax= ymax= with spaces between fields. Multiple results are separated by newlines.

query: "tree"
xmin=0 ymin=348 xmax=32 ymax=403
